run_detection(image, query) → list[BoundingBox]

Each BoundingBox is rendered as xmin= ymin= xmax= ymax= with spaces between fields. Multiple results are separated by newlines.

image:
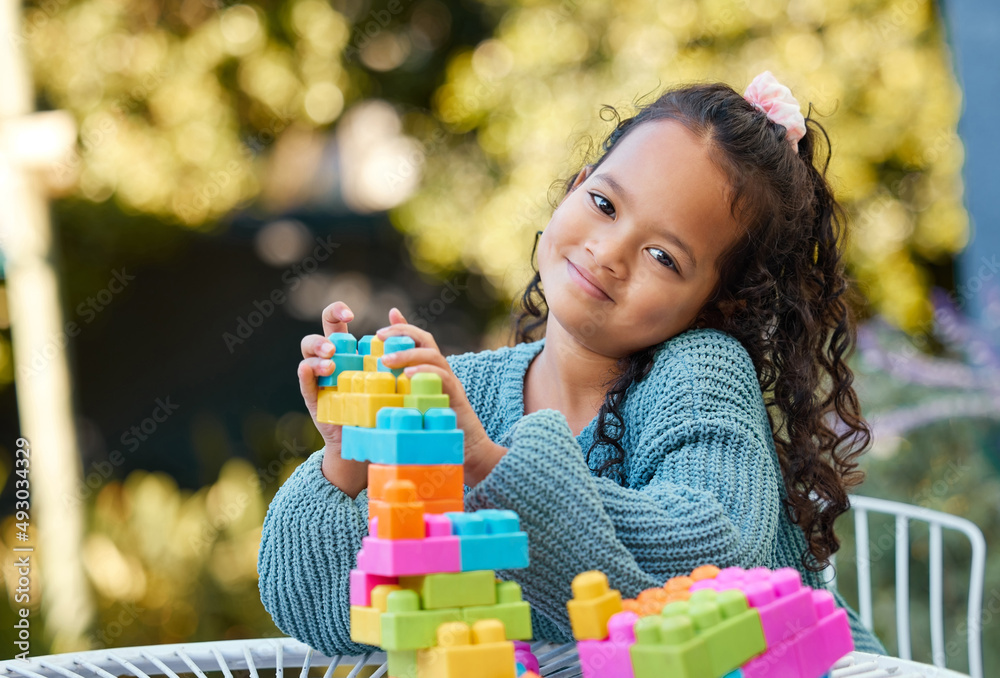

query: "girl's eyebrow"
xmin=592 ymin=172 xmax=698 ymax=270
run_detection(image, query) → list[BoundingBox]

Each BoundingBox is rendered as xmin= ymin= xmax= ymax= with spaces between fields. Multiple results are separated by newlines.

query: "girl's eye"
xmin=648 ymin=247 xmax=678 ymax=272
xmin=589 ymin=192 xmax=615 ymax=218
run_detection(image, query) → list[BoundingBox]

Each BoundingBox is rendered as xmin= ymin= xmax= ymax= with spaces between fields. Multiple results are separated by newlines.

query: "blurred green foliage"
xmin=1 ymin=0 xmax=992 ymax=667
xmin=17 ymin=0 xmax=966 ymax=330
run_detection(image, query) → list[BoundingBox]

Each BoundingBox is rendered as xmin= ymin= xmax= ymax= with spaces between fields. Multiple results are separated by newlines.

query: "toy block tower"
xmin=316 ymin=332 xmax=537 ymax=678
xmin=566 ymin=566 xmax=854 ymax=678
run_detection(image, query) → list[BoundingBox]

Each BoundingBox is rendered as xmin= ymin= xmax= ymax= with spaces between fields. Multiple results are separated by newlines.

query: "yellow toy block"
xmin=567 ymin=571 xmax=622 ymax=641
xmin=329 ymin=370 xmax=367 ymax=423
xmin=317 ymin=387 xmax=336 ymax=422
xmin=319 ymin=366 xmax=414 ymax=426
xmin=415 ymin=620 xmax=515 ymax=678
xmin=355 ymin=372 xmax=406 ymax=427
xmin=396 ymin=373 xmax=410 ymax=395
xmin=350 ymin=605 xmax=381 ymax=645
xmin=372 ymin=583 xmax=403 ymax=611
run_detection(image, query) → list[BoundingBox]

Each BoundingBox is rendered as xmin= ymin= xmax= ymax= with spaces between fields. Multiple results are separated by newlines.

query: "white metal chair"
xmin=828 ymin=495 xmax=987 ymax=678
xmin=0 ymin=636 xmax=970 ymax=678
xmin=0 ymin=638 xmax=586 ymax=678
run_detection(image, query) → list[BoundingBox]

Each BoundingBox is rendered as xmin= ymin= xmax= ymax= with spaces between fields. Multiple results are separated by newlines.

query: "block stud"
xmin=437 ymin=621 xmax=471 ymax=647
xmin=572 ymin=571 xmax=611 ymax=600
xmin=471 ymin=619 xmax=507 ymax=644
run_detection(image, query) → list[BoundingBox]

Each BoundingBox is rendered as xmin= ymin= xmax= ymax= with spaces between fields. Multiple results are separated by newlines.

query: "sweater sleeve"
xmin=257 ymin=448 xmax=374 ymax=656
xmin=463 ymin=406 xmax=782 ymax=643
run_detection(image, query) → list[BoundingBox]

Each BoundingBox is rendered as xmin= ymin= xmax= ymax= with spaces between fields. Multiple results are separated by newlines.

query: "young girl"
xmin=258 ymin=71 xmax=887 ymax=656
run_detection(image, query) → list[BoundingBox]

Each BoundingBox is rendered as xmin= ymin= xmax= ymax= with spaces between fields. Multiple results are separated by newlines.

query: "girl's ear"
xmin=558 ymin=164 xmax=594 ymax=208
xmin=570 ymin=164 xmax=594 ymax=192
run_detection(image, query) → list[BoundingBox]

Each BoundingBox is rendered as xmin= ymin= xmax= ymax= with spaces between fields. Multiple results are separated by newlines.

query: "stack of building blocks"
xmin=319 ymin=332 xmax=536 ymax=678
xmin=566 ymin=567 xmax=853 ymax=678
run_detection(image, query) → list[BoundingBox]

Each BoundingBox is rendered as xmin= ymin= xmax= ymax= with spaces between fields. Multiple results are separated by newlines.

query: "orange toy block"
xmin=624 ymin=565 xmax=722 ymax=617
xmin=372 ymin=480 xmax=426 ymax=540
xmin=690 ymin=564 xmax=720 ymax=581
xmin=369 ymin=464 xmax=465 ymax=503
xmin=370 ymin=497 xmax=464 ymax=516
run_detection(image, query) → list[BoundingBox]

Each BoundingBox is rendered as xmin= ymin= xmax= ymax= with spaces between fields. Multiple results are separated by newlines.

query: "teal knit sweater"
xmin=257 ymin=327 xmax=886 ymax=656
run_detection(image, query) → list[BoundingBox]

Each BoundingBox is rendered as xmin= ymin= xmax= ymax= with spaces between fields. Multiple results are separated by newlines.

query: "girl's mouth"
xmin=567 ymin=259 xmax=613 ymax=301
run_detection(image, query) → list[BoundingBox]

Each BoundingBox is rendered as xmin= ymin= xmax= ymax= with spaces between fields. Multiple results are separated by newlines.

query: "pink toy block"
xmin=793 ymin=590 xmax=854 ymax=677
xmin=741 ymin=587 xmax=854 ymax=678
xmin=349 ymin=569 xmax=398 ymax=607
xmin=425 ymin=513 xmax=454 ymax=537
xmin=356 ymin=534 xmax=461 ymax=576
xmin=741 ymin=641 xmax=801 ymax=678
xmin=692 ymin=567 xmax=817 ymax=646
xmin=577 ymin=611 xmax=638 ymax=678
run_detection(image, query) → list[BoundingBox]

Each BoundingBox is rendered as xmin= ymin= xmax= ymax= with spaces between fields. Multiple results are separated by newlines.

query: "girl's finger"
xmin=321 ymin=302 xmax=355 ymax=338
xmin=375 ymin=322 xmax=439 ymax=352
xmin=300 ymin=356 xmax=336 ymax=380
xmin=301 ymin=334 xmax=335 ymax=359
xmin=380 ymin=347 xmax=449 ymax=370
xmin=297 ymin=360 xmax=320 ymax=407
xmin=388 ymin=307 xmax=407 ymax=325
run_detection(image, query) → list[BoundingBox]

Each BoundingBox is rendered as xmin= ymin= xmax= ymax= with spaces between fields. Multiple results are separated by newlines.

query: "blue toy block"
xmin=329 ymin=332 xmax=357 ymax=354
xmin=447 ymin=510 xmax=530 ymax=571
xmin=318 ymin=353 xmax=364 ymax=387
xmin=358 ymin=334 xmax=377 ymax=355
xmin=341 ymin=407 xmax=464 ymax=464
xmin=378 ymin=335 xmax=416 ymax=377
xmin=317 ymin=332 xmax=365 ymax=386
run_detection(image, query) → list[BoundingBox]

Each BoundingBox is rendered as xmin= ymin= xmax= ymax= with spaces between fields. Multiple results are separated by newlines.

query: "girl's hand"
xmin=376 ymin=310 xmax=507 ymax=486
xmin=298 ymin=301 xmax=355 ymax=450
xmin=298 ymin=302 xmax=407 ymax=496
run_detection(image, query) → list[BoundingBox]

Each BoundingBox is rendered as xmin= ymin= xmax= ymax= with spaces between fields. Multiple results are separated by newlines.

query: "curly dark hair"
xmin=508 ymin=81 xmax=871 ymax=571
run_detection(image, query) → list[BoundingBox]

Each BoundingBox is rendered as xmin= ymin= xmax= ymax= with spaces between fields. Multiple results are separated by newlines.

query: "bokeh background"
xmin=1 ymin=0 xmax=998 ymax=673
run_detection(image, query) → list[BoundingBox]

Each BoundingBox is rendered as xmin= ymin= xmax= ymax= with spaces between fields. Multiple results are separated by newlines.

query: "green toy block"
xmin=630 ymin=588 xmax=766 ymax=678
xmin=460 ymin=581 xmax=533 ymax=640
xmin=402 ymin=372 xmax=450 ymax=413
xmin=398 ymin=570 xmax=497 ymax=610
xmin=380 ymin=589 xmax=462 ymax=650
xmin=662 ymin=589 xmax=766 ymax=677
xmin=630 ymin=615 xmax=712 ymax=678
xmin=387 ymin=650 xmax=417 ymax=678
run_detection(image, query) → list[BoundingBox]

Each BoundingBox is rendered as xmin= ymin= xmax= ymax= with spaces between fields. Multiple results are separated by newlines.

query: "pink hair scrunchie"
xmin=743 ymin=70 xmax=806 ymax=154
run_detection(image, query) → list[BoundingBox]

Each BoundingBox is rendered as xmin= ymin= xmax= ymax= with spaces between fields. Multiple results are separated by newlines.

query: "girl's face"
xmin=537 ymin=119 xmax=743 ymax=359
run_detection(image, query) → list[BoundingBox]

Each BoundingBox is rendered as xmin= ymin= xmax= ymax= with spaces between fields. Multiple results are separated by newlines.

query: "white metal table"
xmin=0 ymin=638 xmax=972 ymax=678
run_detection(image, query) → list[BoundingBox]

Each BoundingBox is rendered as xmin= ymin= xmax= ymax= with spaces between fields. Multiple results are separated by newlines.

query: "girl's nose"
xmin=585 ymin=235 xmax=628 ymax=279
